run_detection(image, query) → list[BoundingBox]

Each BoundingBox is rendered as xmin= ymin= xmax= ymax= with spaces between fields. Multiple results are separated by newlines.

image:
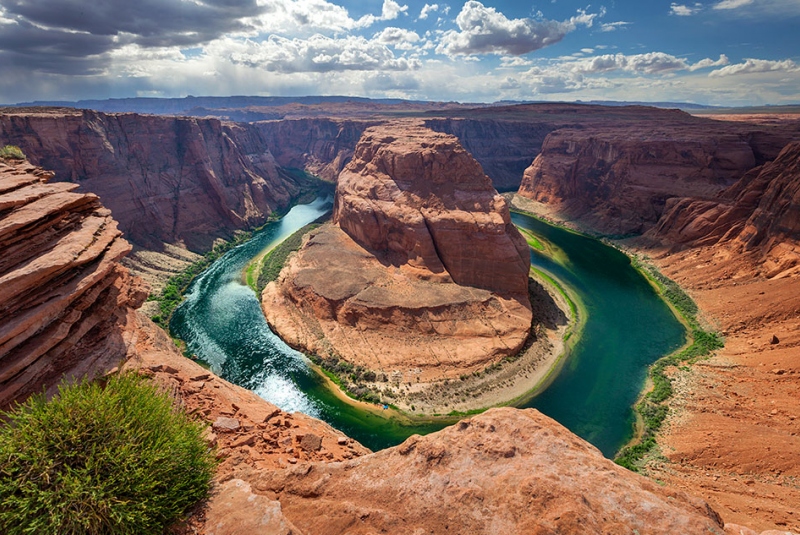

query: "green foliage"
xmin=255 ymin=223 xmax=319 ymax=294
xmin=0 ymin=145 xmax=25 ymax=160
xmin=0 ymin=374 xmax=216 ymax=535
xmin=151 ymin=230 xmax=253 ymax=329
xmin=615 ymin=262 xmax=725 ymax=472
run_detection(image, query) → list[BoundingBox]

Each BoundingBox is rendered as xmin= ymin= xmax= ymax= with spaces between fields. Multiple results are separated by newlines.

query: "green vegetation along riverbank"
xmin=614 ymin=257 xmax=724 ymax=471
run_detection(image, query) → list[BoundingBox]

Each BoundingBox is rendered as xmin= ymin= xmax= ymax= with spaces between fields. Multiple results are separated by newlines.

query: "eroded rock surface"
xmin=651 ymin=141 xmax=800 ymax=277
xmin=516 ymin=109 xmax=798 ymax=235
xmin=263 ymin=123 xmax=532 ymax=381
xmin=0 ymin=160 xmax=147 ymax=407
xmin=0 ymin=108 xmax=314 ymax=251
xmin=249 ymin=408 xmax=727 ymax=535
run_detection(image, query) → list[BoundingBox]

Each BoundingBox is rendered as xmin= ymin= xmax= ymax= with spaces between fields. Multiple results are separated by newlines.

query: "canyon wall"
xmin=0 ymin=160 xmax=147 ymax=407
xmin=262 ymin=122 xmax=533 ymax=383
xmin=424 ymin=117 xmax=554 ymax=190
xmin=253 ymin=118 xmax=378 ymax=182
xmin=0 ymin=108 xmax=314 ymax=251
xmin=651 ymin=141 xmax=800 ymax=278
xmin=515 ymin=109 xmax=799 ymax=236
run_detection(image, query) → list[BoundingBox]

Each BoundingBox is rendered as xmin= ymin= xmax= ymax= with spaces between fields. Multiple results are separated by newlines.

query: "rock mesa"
xmin=262 ymin=123 xmax=532 ymax=381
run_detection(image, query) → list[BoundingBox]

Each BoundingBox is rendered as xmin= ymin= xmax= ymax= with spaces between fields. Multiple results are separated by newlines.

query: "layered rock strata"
xmin=263 ymin=123 xmax=532 ymax=382
xmin=651 ymin=141 xmax=800 ymax=277
xmin=0 ymin=160 xmax=147 ymax=407
xmin=516 ymin=110 xmax=798 ymax=236
xmin=0 ymin=108 xmax=313 ymax=251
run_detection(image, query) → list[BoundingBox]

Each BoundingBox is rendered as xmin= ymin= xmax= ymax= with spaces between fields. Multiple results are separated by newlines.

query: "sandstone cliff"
xmin=424 ymin=117 xmax=554 ymax=191
xmin=253 ymin=118 xmax=378 ymax=182
xmin=0 ymin=108 xmax=314 ymax=251
xmin=262 ymin=123 xmax=533 ymax=386
xmin=651 ymin=141 xmax=800 ymax=278
xmin=515 ymin=109 xmax=798 ymax=235
xmin=0 ymin=159 xmax=147 ymax=407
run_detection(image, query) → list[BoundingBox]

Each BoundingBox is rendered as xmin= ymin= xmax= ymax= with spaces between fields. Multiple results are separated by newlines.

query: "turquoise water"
xmin=170 ymin=200 xmax=685 ymax=456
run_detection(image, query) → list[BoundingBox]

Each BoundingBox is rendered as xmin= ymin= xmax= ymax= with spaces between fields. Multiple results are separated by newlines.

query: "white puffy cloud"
xmin=213 ymin=34 xmax=421 ymax=73
xmin=687 ymin=54 xmax=729 ymax=70
xmin=354 ymin=0 xmax=409 ymax=28
xmin=419 ymin=4 xmax=439 ymax=20
xmin=569 ymin=52 xmax=689 ymax=75
xmin=709 ymin=58 xmax=798 ymax=76
xmin=374 ymin=27 xmax=421 ymax=50
xmin=670 ymin=3 xmax=703 ymax=16
xmin=436 ymin=1 xmax=600 ymax=57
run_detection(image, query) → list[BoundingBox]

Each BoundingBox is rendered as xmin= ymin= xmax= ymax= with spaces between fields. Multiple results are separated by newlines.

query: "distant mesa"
xmin=262 ymin=122 xmax=533 ymax=387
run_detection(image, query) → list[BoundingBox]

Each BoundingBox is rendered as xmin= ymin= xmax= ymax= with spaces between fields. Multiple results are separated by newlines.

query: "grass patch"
xmin=254 ymin=222 xmax=320 ymax=294
xmin=0 ymin=373 xmax=216 ymax=535
xmin=615 ymin=259 xmax=724 ymax=472
xmin=518 ymin=227 xmax=545 ymax=251
xmin=0 ymin=145 xmax=25 ymax=161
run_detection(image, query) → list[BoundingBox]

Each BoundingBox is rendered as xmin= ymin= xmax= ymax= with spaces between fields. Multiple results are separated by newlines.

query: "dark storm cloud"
xmin=0 ymin=0 xmax=266 ymax=74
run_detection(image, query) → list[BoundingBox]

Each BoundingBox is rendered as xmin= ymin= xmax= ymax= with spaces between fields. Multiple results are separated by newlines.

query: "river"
xmin=170 ymin=199 xmax=685 ymax=456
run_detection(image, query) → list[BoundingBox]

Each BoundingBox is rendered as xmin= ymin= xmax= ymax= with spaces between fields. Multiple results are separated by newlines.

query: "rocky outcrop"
xmin=651 ymin=141 xmax=800 ymax=277
xmin=0 ymin=108 xmax=315 ymax=251
xmin=515 ymin=107 xmax=799 ymax=236
xmin=0 ymin=159 xmax=147 ymax=407
xmin=262 ymin=123 xmax=532 ymax=382
xmin=246 ymin=407 xmax=727 ymax=535
xmin=424 ymin=117 xmax=554 ymax=190
xmin=254 ymin=118 xmax=378 ymax=182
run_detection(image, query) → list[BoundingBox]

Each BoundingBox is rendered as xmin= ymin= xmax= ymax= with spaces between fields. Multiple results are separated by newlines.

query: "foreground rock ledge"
xmin=243 ymin=407 xmax=726 ymax=535
xmin=262 ymin=123 xmax=533 ymax=384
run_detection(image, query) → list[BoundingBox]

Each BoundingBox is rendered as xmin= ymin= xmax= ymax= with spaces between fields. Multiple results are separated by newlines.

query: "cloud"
xmin=670 ymin=3 xmax=703 ymax=15
xmin=562 ymin=52 xmax=732 ymax=76
xmin=419 ymin=3 xmax=439 ymax=20
xmin=374 ymin=27 xmax=421 ymax=50
xmin=687 ymin=54 xmax=729 ymax=70
xmin=713 ymin=0 xmax=754 ymax=9
xmin=709 ymin=58 xmax=798 ymax=76
xmin=569 ymin=52 xmax=690 ymax=75
xmin=216 ymin=34 xmax=421 ymax=73
xmin=436 ymin=1 xmax=600 ymax=57
xmin=355 ymin=0 xmax=409 ymax=28
xmin=599 ymin=21 xmax=630 ymax=31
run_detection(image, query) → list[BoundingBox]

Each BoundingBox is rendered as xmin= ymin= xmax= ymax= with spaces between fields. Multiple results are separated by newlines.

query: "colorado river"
xmin=170 ymin=198 xmax=685 ymax=456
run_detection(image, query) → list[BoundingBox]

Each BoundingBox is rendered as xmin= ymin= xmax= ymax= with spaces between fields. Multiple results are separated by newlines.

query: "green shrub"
xmin=0 ymin=373 xmax=217 ymax=535
xmin=0 ymin=145 xmax=25 ymax=161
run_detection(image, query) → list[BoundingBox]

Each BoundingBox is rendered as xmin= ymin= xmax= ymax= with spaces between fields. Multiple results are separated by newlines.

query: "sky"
xmin=0 ymin=0 xmax=798 ymax=106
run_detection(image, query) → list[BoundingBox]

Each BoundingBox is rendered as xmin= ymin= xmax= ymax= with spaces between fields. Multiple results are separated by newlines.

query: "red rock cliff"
xmin=334 ymin=123 xmax=531 ymax=296
xmin=0 ymin=159 xmax=147 ymax=407
xmin=651 ymin=141 xmax=800 ymax=277
xmin=244 ymin=408 xmax=726 ymax=535
xmin=254 ymin=118 xmax=378 ymax=182
xmin=515 ymin=107 xmax=798 ymax=235
xmin=0 ymin=108 xmax=313 ymax=250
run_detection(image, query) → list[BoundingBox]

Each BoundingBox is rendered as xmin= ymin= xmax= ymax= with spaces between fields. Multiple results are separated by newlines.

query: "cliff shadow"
xmin=528 ymin=277 xmax=569 ymax=332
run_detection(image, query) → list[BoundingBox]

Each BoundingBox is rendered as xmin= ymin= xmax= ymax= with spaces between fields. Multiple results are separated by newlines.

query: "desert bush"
xmin=0 ymin=145 xmax=25 ymax=160
xmin=0 ymin=373 xmax=216 ymax=535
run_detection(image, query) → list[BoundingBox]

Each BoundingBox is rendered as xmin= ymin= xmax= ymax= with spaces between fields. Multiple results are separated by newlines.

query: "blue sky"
xmin=0 ymin=0 xmax=798 ymax=105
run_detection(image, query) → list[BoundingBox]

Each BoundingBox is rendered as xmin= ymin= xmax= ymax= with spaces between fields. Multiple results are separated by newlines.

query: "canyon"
xmin=1 ymin=101 xmax=799 ymax=533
